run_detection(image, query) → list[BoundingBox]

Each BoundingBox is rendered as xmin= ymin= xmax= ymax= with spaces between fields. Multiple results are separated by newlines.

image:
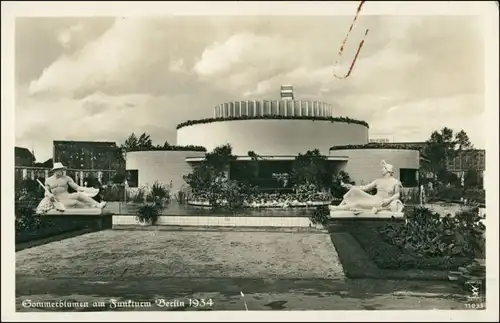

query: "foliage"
xmin=120 ymin=132 xmax=206 ymax=160
xmin=183 ymin=162 xmax=215 ymax=195
xmin=379 ymin=207 xmax=485 ymax=260
xmin=246 ymin=150 xmax=261 ymax=178
xmin=126 ymin=145 xmax=206 ymax=152
xmin=101 ymin=184 xmax=125 ymax=201
xmin=136 ymin=203 xmax=162 ymax=225
xmin=16 ymin=179 xmax=45 ymax=200
xmin=183 ymin=144 xmax=245 ymax=211
xmin=310 ymin=205 xmax=330 ymax=226
xmin=399 ymin=187 xmax=420 ymax=205
xmin=15 ymin=190 xmax=41 ymax=233
xmin=291 ymin=149 xmax=331 ymax=189
xmin=431 ymin=187 xmax=485 ymax=204
xmin=329 ymin=143 xmax=420 ymax=151
xmin=423 ymin=128 xmax=473 ymax=183
xmin=112 ymin=172 xmax=127 ymax=184
xmin=129 ymin=187 xmax=146 ymax=203
xmin=464 ymin=189 xmax=486 ymax=204
xmin=176 ymin=115 xmax=369 ymax=130
xmin=436 ymin=170 xmax=461 ymax=188
xmin=122 ymin=133 xmax=154 ymax=151
xmin=330 ymin=170 xmax=355 ymax=198
xmin=293 ymin=183 xmax=331 ymax=202
xmin=464 ymin=168 xmax=481 ymax=189
xmin=146 ymin=181 xmax=170 ymax=203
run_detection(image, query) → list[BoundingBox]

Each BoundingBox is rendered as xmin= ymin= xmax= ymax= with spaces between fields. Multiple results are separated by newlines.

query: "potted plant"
xmin=136 ymin=203 xmax=162 ymax=226
xmin=309 ymin=205 xmax=330 ymax=229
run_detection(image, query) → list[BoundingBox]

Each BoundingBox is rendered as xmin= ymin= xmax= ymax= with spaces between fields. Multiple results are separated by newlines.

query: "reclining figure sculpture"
xmin=329 ymin=160 xmax=404 ymax=216
xmin=36 ymin=162 xmax=106 ymax=214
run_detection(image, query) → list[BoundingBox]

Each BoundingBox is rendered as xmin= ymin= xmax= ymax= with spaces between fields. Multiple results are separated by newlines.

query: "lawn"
xmin=16 ymin=230 xmax=345 ymax=279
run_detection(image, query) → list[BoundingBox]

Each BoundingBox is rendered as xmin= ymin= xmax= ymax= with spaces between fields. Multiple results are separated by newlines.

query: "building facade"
xmin=53 ymin=140 xmax=122 ymax=170
xmin=127 ymin=87 xmax=421 ymax=191
xmin=15 ymin=147 xmax=35 ymax=166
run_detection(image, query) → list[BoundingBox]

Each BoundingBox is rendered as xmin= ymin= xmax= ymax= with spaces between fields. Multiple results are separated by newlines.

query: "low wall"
xmin=113 ymin=215 xmax=318 ymax=228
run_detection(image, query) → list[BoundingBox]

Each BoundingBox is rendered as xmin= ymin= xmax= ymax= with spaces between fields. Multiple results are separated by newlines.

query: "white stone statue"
xmin=329 ymin=160 xmax=404 ymax=215
xmin=36 ymin=162 xmax=106 ymax=214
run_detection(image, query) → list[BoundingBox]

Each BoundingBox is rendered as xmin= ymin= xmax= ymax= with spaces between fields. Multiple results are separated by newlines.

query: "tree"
xmin=121 ymin=133 xmax=154 ymax=152
xmin=291 ymin=149 xmax=331 ymax=189
xmin=424 ymin=127 xmax=473 ymax=185
xmin=123 ymin=133 xmax=139 ymax=151
xmin=183 ymin=144 xmax=240 ymax=209
xmin=464 ymin=168 xmax=480 ymax=189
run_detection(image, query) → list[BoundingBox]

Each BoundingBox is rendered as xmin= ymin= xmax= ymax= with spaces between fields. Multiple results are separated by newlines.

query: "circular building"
xmin=177 ymin=100 xmax=369 ymax=156
xmin=127 ymin=86 xmax=421 ymax=194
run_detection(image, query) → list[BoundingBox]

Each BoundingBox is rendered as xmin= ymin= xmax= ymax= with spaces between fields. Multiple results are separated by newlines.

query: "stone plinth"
xmin=330 ymin=210 xmax=404 ymax=219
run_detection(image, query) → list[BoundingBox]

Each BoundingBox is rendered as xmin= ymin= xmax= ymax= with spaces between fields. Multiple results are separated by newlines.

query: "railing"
xmin=15 ymin=166 xmax=118 ymax=186
xmin=214 ymin=100 xmax=334 ymax=118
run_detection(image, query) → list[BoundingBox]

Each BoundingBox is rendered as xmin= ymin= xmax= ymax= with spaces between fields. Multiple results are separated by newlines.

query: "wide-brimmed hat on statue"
xmin=51 ymin=162 xmax=67 ymax=171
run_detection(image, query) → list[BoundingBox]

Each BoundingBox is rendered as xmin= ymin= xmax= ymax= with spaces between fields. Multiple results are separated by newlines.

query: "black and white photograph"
xmin=2 ymin=1 xmax=498 ymax=321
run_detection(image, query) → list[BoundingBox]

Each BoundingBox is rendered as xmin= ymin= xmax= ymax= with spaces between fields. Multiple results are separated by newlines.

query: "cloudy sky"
xmin=15 ymin=14 xmax=485 ymax=162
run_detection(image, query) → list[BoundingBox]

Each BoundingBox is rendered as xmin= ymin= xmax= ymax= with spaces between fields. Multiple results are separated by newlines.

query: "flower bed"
xmin=343 ymin=207 xmax=485 ymax=271
xmin=188 ymin=192 xmax=337 ymax=208
xmin=188 ymin=200 xmax=332 ymax=208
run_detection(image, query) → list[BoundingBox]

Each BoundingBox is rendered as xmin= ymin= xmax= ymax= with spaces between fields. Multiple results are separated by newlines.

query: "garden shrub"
xmin=379 ymin=206 xmax=485 ymax=260
xmin=310 ymin=205 xmax=330 ymax=226
xmin=345 ymin=206 xmax=485 ymax=270
xmin=15 ymin=190 xmax=42 ymax=234
xmin=136 ymin=203 xmax=163 ymax=225
xmin=432 ymin=187 xmax=485 ymax=204
xmin=146 ymin=181 xmax=170 ymax=204
xmin=101 ymin=184 xmax=126 ymax=201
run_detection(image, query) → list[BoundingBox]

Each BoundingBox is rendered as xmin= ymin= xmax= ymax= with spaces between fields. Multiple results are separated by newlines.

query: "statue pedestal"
xmin=38 ymin=208 xmax=106 ymax=216
xmin=329 ymin=210 xmax=404 ymax=219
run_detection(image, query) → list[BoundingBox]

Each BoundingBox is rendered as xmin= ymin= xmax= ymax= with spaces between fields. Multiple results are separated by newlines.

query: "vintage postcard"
xmin=2 ymin=1 xmax=498 ymax=322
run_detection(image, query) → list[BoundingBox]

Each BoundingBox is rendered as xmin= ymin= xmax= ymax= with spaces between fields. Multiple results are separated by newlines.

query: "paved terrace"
xmin=16 ymin=229 xmax=471 ymax=311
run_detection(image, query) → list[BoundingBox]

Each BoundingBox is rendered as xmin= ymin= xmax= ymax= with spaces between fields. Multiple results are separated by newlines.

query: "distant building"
xmin=53 ymin=140 xmax=122 ymax=170
xmin=15 ymin=146 xmax=35 ymax=166
xmin=388 ymin=141 xmax=485 ymax=179
xmin=447 ymin=149 xmax=486 ymax=174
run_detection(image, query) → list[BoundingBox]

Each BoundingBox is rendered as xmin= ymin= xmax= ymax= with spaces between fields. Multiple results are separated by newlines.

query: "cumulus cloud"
xmin=15 ymin=15 xmax=486 ymax=161
xmin=57 ymin=23 xmax=84 ymax=49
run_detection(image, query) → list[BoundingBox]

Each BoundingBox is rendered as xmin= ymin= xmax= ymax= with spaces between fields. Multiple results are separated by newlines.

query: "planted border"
xmin=176 ymin=116 xmax=369 ymax=130
xmin=329 ymin=143 xmax=420 ymax=151
xmin=126 ymin=145 xmax=206 ymax=152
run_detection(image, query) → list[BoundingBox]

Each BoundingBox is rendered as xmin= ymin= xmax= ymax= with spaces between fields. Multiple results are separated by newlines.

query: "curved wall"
xmin=177 ymin=119 xmax=368 ymax=156
xmin=329 ymin=149 xmax=420 ymax=186
xmin=214 ymin=100 xmax=334 ymax=118
xmin=126 ymin=150 xmax=206 ymax=193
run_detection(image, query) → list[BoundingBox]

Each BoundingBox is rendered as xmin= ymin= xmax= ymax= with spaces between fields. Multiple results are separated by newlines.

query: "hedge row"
xmin=176 ymin=116 xmax=369 ymax=130
xmin=330 ymin=143 xmax=421 ymax=151
xmin=126 ymin=145 xmax=207 ymax=152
